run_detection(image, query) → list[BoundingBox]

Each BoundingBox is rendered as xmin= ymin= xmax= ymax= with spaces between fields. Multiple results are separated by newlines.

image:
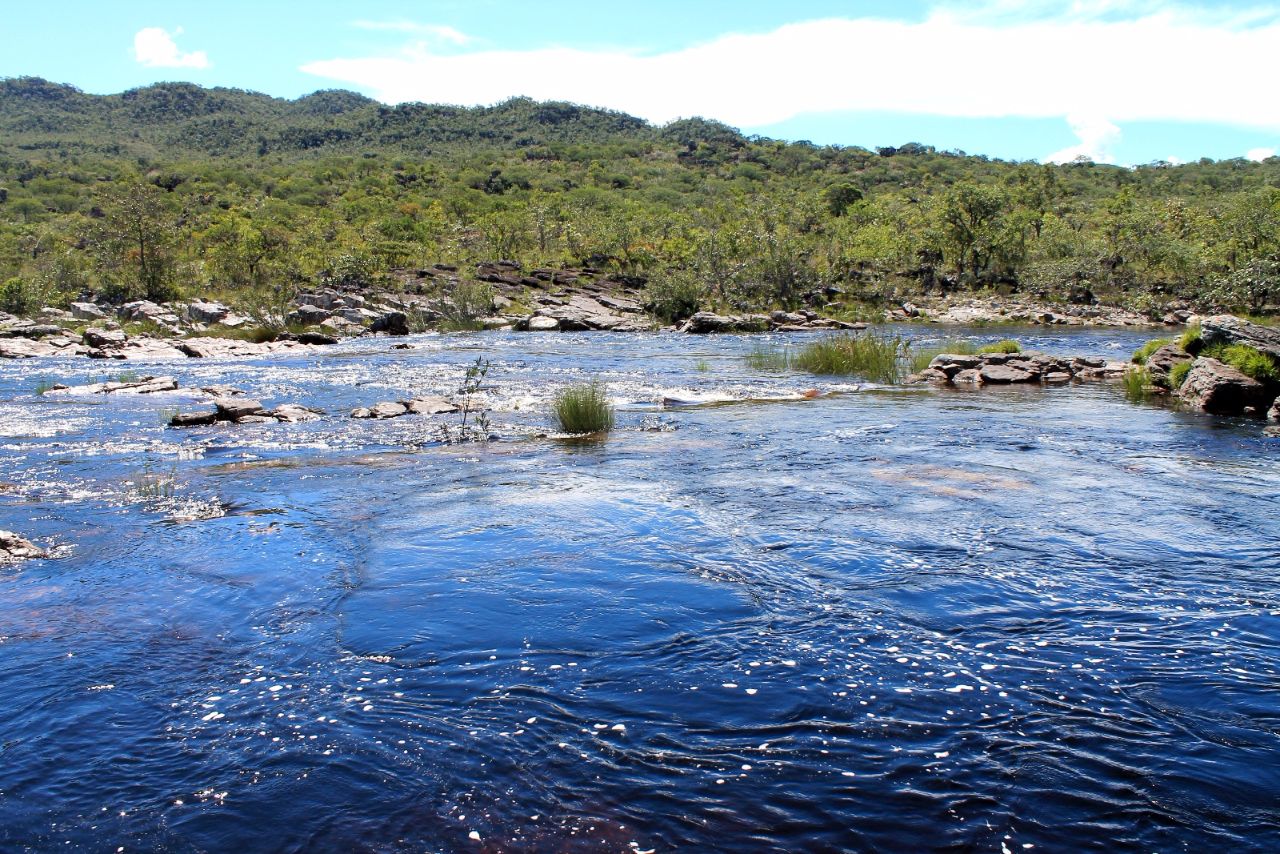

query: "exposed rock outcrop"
xmin=0 ymin=531 xmax=45 ymax=564
xmin=1177 ymin=357 xmax=1271 ymax=415
xmin=1144 ymin=344 xmax=1193 ymax=388
xmin=908 ymin=352 xmax=1127 ymax=387
xmin=1200 ymin=315 xmax=1280 ymax=360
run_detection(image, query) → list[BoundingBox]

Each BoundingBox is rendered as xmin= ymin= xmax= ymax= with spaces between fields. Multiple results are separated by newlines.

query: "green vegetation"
xmin=1203 ymin=343 xmax=1280 ymax=383
xmin=792 ymin=334 xmax=903 ymax=383
xmin=908 ymin=339 xmax=978 ymax=372
xmin=1122 ymin=366 xmax=1154 ymax=402
xmin=33 ymin=377 xmax=56 ymax=395
xmin=978 ymin=339 xmax=1022 ymax=354
xmin=744 ymin=345 xmax=792 ymax=371
xmin=0 ymin=78 xmax=1278 ymax=324
xmin=552 ymin=380 xmax=614 ymax=434
xmin=1179 ymin=323 xmax=1204 ymax=354
xmin=1169 ymin=360 xmax=1192 ymax=389
xmin=694 ymin=358 xmax=710 ymax=372
xmin=1131 ymin=337 xmax=1173 ymax=364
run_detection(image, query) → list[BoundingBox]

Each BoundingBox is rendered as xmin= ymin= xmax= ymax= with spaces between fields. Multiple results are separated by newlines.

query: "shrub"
xmin=978 ymin=339 xmax=1021 ymax=354
xmin=909 ymin=339 xmax=978 ymax=372
xmin=1169 ymin=360 xmax=1192 ymax=389
xmin=645 ymin=269 xmax=706 ymax=323
xmin=1132 ymin=337 xmax=1172 ymax=364
xmin=0 ymin=277 xmax=41 ymax=315
xmin=553 ymin=380 xmax=614 ymax=434
xmin=440 ymin=280 xmax=494 ymax=331
xmin=1204 ymin=343 xmax=1280 ymax=383
xmin=792 ymin=334 xmax=904 ymax=383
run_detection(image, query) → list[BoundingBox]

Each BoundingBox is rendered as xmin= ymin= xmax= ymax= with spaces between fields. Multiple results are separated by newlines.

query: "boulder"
xmin=1144 ymin=344 xmax=1193 ymax=388
xmin=69 ymin=302 xmax=107 ymax=320
xmin=0 ymin=323 xmax=62 ymax=339
xmin=1200 ymin=315 xmax=1280 ymax=360
xmin=370 ymin=311 xmax=409 ymax=336
xmin=235 ymin=415 xmax=277 ymax=425
xmin=526 ymin=316 xmax=560 ymax=332
xmin=214 ymin=397 xmax=266 ymax=421
xmin=294 ymin=331 xmax=339 ymax=346
xmin=0 ymin=530 xmax=45 ymax=564
xmin=980 ymin=363 xmax=1036 ymax=384
xmin=928 ymin=354 xmax=981 ymax=377
xmin=403 ymin=396 xmax=459 ymax=415
xmin=187 ymin=300 xmax=231 ymax=324
xmin=84 ymin=328 xmax=127 ymax=348
xmin=352 ymin=401 xmax=409 ymax=419
xmin=1177 ymin=357 xmax=1270 ymax=415
xmin=1269 ymin=398 xmax=1280 ymax=422
xmin=169 ymin=411 xmax=218 ymax=427
xmin=271 ymin=404 xmax=323 ymax=423
xmin=288 ymin=304 xmax=332 ymax=326
xmin=682 ymin=312 xmax=768 ymax=334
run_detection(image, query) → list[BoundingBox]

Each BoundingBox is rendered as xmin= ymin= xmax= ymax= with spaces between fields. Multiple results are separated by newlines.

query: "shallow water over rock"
xmin=2 ymin=327 xmax=1278 ymax=851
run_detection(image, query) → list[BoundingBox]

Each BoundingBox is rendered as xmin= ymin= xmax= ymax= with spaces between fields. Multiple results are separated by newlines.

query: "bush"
xmin=645 ymin=269 xmax=706 ymax=323
xmin=1131 ymin=337 xmax=1172 ymax=364
xmin=978 ymin=339 xmax=1021 ymax=354
xmin=1204 ymin=343 xmax=1280 ymax=383
xmin=553 ymin=380 xmax=614 ymax=434
xmin=1179 ymin=323 xmax=1203 ymax=354
xmin=1169 ymin=360 xmax=1192 ymax=389
xmin=792 ymin=334 xmax=904 ymax=383
xmin=439 ymin=280 xmax=494 ymax=331
xmin=909 ymin=339 xmax=978 ymax=372
xmin=0 ymin=277 xmax=39 ymax=315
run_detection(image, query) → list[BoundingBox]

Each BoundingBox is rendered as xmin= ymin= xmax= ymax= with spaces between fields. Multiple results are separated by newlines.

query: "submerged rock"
xmin=170 ymin=411 xmax=218 ymax=427
xmin=1177 ymin=357 xmax=1270 ymax=415
xmin=0 ymin=530 xmax=45 ymax=564
xmin=403 ymin=396 xmax=459 ymax=415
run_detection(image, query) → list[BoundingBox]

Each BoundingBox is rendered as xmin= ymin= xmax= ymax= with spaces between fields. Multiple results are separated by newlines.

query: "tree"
xmin=92 ymin=182 xmax=177 ymax=303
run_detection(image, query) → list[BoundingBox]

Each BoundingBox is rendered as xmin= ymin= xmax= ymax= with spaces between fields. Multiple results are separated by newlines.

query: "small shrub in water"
xmin=978 ymin=339 xmax=1021 ymax=354
xmin=1169 ymin=360 xmax=1192 ymax=389
xmin=553 ymin=380 xmax=614 ymax=434
xmin=1122 ymin=366 xmax=1154 ymax=402
xmin=744 ymin=346 xmax=791 ymax=372
xmin=1131 ymin=337 xmax=1172 ymax=365
xmin=792 ymin=334 xmax=903 ymax=383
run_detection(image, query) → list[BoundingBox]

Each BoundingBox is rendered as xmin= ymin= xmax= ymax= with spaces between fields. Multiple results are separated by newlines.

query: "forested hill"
xmin=1 ymin=77 xmax=1277 ymax=321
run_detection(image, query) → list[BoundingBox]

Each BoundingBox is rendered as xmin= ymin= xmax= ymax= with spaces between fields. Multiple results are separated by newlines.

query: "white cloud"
xmin=1246 ymin=146 xmax=1276 ymax=161
xmin=352 ymin=20 xmax=472 ymax=45
xmin=133 ymin=27 xmax=210 ymax=69
xmin=1046 ymin=114 xmax=1123 ymax=164
xmin=300 ymin=5 xmax=1280 ymax=143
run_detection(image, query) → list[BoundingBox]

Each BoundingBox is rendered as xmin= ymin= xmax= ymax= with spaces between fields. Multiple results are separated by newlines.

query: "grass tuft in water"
xmin=553 ymin=380 xmax=614 ymax=434
xmin=1122 ymin=366 xmax=1155 ymax=402
xmin=978 ymin=339 xmax=1022 ymax=354
xmin=33 ymin=378 xmax=56 ymax=396
xmin=792 ymin=334 xmax=904 ymax=383
xmin=694 ymin=358 xmax=711 ymax=373
xmin=1131 ymin=337 xmax=1172 ymax=365
xmin=1169 ymin=360 xmax=1192 ymax=389
xmin=744 ymin=346 xmax=792 ymax=372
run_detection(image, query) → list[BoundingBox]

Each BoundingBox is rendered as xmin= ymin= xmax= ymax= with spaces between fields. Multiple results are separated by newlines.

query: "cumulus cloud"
xmin=1046 ymin=115 xmax=1123 ymax=164
xmin=1246 ymin=146 xmax=1276 ymax=161
xmin=133 ymin=27 xmax=210 ymax=69
xmin=300 ymin=4 xmax=1280 ymax=162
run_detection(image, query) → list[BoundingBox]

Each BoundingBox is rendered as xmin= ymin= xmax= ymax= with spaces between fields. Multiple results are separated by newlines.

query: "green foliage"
xmin=744 ymin=345 xmax=792 ymax=371
xmin=908 ymin=339 xmax=978 ymax=372
xmin=1203 ymin=343 xmax=1280 ymax=383
xmin=552 ymin=379 xmax=614 ymax=434
xmin=1 ymin=276 xmax=38 ymax=315
xmin=1123 ymin=366 xmax=1154 ymax=402
xmin=694 ymin=358 xmax=710 ymax=372
xmin=438 ymin=280 xmax=494 ymax=331
xmin=1169 ymin=360 xmax=1192 ymax=389
xmin=1178 ymin=323 xmax=1203 ymax=354
xmin=644 ymin=268 xmax=706 ymax=323
xmin=792 ymin=334 xmax=903 ymax=383
xmin=452 ymin=356 xmax=492 ymax=440
xmin=978 ymin=339 xmax=1022 ymax=354
xmin=1132 ymin=337 xmax=1173 ymax=364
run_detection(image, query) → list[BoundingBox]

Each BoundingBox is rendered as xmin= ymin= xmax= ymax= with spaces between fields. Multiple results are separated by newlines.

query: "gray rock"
xmin=1200 ymin=315 xmax=1280 ymax=360
xmin=0 ymin=323 xmax=62 ymax=339
xmin=169 ymin=411 xmax=218 ymax=427
xmin=187 ymin=299 xmax=230 ymax=324
xmin=403 ymin=396 xmax=459 ymax=415
xmin=271 ymin=404 xmax=323 ymax=423
xmin=1144 ymin=344 xmax=1193 ymax=388
xmin=236 ymin=414 xmax=277 ymax=424
xmin=294 ymin=331 xmax=339 ymax=345
xmin=214 ymin=397 xmax=266 ymax=421
xmin=83 ymin=328 xmax=127 ymax=348
xmin=526 ymin=316 xmax=560 ymax=331
xmin=0 ymin=530 xmax=45 ymax=564
xmin=980 ymin=363 xmax=1036 ymax=384
xmin=289 ymin=304 xmax=332 ymax=326
xmin=350 ymin=407 xmax=373 ymax=419
xmin=1178 ymin=357 xmax=1270 ymax=414
xmin=1269 ymin=398 xmax=1280 ymax=422
xmin=370 ymin=311 xmax=410 ymax=336
xmin=70 ymin=302 xmax=107 ymax=320
xmin=952 ymin=368 xmax=983 ymax=384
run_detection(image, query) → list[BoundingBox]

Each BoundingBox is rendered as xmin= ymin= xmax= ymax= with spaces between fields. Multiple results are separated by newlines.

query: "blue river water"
xmin=1 ymin=326 xmax=1278 ymax=852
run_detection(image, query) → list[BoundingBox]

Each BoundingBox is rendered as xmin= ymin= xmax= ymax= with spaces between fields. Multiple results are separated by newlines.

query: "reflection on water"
xmin=1 ymin=327 xmax=1278 ymax=852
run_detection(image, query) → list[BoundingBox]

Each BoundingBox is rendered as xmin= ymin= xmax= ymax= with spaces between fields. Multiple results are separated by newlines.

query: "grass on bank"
xmin=552 ymin=380 xmax=614 ymax=434
xmin=1204 ymin=343 xmax=1280 ymax=383
xmin=1169 ymin=361 xmax=1192 ymax=389
xmin=1131 ymin=337 xmax=1173 ymax=364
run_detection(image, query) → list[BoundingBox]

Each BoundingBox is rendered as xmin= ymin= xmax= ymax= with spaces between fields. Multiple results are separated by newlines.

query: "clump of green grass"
xmin=978 ymin=339 xmax=1022 ymax=354
xmin=1169 ymin=361 xmax=1192 ymax=389
xmin=113 ymin=370 xmax=141 ymax=385
xmin=1203 ymin=343 xmax=1280 ymax=383
xmin=34 ymin=378 xmax=57 ymax=396
xmin=694 ymin=359 xmax=711 ymax=372
xmin=1131 ymin=337 xmax=1173 ymax=364
xmin=1122 ymin=366 xmax=1154 ymax=402
xmin=744 ymin=346 xmax=792 ymax=371
xmin=1178 ymin=323 xmax=1203 ymax=354
xmin=792 ymin=334 xmax=904 ymax=384
xmin=908 ymin=339 xmax=978 ymax=372
xmin=552 ymin=380 xmax=615 ymax=434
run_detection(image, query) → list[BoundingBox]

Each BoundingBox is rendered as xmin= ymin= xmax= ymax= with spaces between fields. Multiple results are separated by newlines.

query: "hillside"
xmin=0 ymin=77 xmax=1277 ymax=323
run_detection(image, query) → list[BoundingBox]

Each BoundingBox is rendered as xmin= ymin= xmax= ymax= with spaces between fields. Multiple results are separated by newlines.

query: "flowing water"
xmin=1 ymin=327 xmax=1278 ymax=852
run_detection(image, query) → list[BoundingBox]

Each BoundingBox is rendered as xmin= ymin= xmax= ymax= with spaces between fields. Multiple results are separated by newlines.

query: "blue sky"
xmin=2 ymin=1 xmax=1278 ymax=165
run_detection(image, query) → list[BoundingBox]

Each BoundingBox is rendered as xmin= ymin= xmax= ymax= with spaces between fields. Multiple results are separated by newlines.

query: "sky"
xmin=2 ymin=0 xmax=1278 ymax=165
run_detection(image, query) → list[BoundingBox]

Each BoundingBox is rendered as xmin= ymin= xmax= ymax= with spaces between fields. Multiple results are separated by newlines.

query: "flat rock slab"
xmin=271 ymin=404 xmax=323 ymax=423
xmin=214 ymin=397 xmax=266 ymax=420
xmin=403 ymin=396 xmax=459 ymax=415
xmin=980 ymin=364 xmax=1037 ymax=384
